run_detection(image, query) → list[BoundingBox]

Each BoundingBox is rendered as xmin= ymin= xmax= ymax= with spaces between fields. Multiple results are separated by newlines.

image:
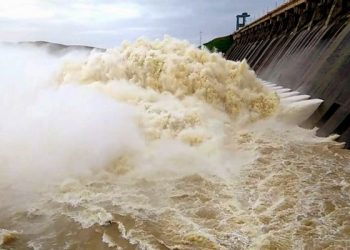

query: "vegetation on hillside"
xmin=203 ymin=35 xmax=233 ymax=54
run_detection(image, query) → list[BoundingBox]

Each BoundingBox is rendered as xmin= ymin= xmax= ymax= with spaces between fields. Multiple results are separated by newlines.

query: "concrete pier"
xmin=226 ymin=0 xmax=350 ymax=148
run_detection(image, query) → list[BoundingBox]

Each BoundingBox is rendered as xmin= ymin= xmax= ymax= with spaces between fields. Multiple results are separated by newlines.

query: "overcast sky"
xmin=0 ymin=0 xmax=286 ymax=48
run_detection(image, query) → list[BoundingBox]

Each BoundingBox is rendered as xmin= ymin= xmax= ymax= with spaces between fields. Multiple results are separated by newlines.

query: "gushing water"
xmin=0 ymin=38 xmax=349 ymax=250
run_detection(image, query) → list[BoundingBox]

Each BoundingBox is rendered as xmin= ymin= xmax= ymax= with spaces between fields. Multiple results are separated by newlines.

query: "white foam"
xmin=276 ymin=88 xmax=292 ymax=94
xmin=271 ymin=86 xmax=284 ymax=90
xmin=279 ymin=91 xmax=300 ymax=98
xmin=282 ymin=94 xmax=311 ymax=103
xmin=279 ymin=99 xmax=323 ymax=124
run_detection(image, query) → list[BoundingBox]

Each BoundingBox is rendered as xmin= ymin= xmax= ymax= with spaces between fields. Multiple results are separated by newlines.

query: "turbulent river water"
xmin=0 ymin=37 xmax=349 ymax=250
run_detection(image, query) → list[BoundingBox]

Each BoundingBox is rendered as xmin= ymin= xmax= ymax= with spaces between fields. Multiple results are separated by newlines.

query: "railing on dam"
xmin=225 ymin=0 xmax=350 ymax=148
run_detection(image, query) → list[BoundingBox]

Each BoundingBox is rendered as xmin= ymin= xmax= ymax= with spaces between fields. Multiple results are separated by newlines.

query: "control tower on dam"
xmin=225 ymin=0 xmax=350 ymax=148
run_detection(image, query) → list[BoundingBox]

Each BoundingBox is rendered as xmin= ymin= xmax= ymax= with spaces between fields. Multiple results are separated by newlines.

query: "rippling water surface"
xmin=0 ymin=38 xmax=349 ymax=250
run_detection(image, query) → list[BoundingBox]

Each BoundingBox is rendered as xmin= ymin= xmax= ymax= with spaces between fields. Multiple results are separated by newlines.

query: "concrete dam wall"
xmin=225 ymin=0 xmax=350 ymax=148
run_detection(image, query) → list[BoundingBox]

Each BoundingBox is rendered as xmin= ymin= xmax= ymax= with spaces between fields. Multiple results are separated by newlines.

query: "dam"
xmin=225 ymin=0 xmax=350 ymax=148
xmin=0 ymin=1 xmax=350 ymax=249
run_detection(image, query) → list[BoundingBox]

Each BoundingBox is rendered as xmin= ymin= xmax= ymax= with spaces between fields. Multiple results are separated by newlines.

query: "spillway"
xmin=226 ymin=0 xmax=350 ymax=148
